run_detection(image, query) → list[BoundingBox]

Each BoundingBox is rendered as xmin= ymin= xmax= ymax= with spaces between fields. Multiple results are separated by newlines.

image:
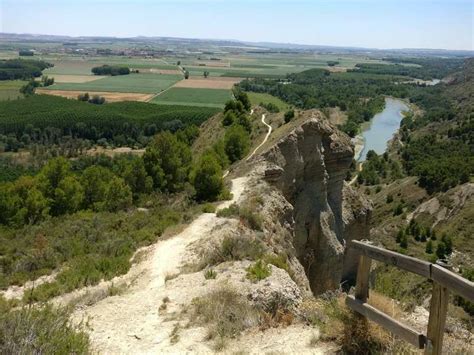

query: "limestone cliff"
xmin=245 ymin=114 xmax=372 ymax=295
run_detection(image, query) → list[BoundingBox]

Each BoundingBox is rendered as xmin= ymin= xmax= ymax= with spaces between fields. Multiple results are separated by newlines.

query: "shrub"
xmin=202 ymin=203 xmax=216 ymax=213
xmin=204 ymin=269 xmax=217 ymax=280
xmin=0 ymin=305 xmax=90 ymax=354
xmin=198 ymin=235 xmax=265 ymax=269
xmin=239 ymin=207 xmax=263 ymax=231
xmin=246 ymin=260 xmax=271 ymax=282
xmin=216 ymin=203 xmax=240 ymax=218
xmin=190 ymin=287 xmax=259 ymax=346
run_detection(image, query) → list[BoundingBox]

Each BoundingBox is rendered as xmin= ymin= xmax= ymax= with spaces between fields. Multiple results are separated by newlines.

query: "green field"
xmin=43 ymin=60 xmax=100 ymax=75
xmin=45 ymin=73 xmax=183 ymax=93
xmin=0 ymin=81 xmax=25 ymax=101
xmin=151 ymin=88 xmax=232 ymax=108
xmin=247 ymin=92 xmax=289 ymax=111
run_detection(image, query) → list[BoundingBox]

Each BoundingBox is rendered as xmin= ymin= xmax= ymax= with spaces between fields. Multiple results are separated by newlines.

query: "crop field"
xmin=151 ymin=87 xmax=232 ymax=108
xmin=43 ymin=60 xmax=101 ymax=75
xmin=36 ymin=89 xmax=154 ymax=102
xmin=0 ymin=81 xmax=25 ymax=101
xmin=174 ymin=77 xmax=241 ymax=89
xmin=44 ymin=74 xmax=106 ymax=83
xmin=45 ymin=73 xmax=183 ymax=94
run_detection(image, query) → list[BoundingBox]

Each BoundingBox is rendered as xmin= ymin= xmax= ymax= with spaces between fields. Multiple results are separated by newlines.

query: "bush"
xmin=284 ymin=109 xmax=295 ymax=123
xmin=0 ymin=305 xmax=90 ymax=354
xmin=202 ymin=203 xmax=216 ymax=213
xmin=198 ymin=235 xmax=265 ymax=269
xmin=246 ymin=260 xmax=271 ymax=282
xmin=204 ymin=269 xmax=217 ymax=280
xmin=190 ymin=287 xmax=259 ymax=346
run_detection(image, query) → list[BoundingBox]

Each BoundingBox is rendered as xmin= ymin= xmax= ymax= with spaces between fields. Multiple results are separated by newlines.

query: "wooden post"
xmin=355 ymin=255 xmax=372 ymax=302
xmin=425 ymin=282 xmax=449 ymax=355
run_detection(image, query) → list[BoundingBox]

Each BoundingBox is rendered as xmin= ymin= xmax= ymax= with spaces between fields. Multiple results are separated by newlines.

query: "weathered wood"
xmin=355 ymin=255 xmax=372 ymax=302
xmin=346 ymin=295 xmax=426 ymax=349
xmin=350 ymin=240 xmax=431 ymax=278
xmin=425 ymin=283 xmax=449 ymax=355
xmin=431 ymin=264 xmax=474 ymax=302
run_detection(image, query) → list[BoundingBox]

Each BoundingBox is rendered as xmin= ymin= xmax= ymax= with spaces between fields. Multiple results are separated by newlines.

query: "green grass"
xmin=0 ymin=81 xmax=25 ymax=101
xmin=43 ymin=60 xmax=100 ymax=75
xmin=247 ymin=92 xmax=289 ymax=111
xmin=45 ymin=73 xmax=183 ymax=94
xmin=152 ymin=88 xmax=232 ymax=108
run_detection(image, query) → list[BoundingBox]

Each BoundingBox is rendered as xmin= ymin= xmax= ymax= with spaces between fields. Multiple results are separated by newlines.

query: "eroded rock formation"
xmin=248 ymin=114 xmax=372 ymax=295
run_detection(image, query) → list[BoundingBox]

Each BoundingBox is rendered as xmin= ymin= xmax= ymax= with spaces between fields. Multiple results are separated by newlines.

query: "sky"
xmin=1 ymin=0 xmax=473 ymax=50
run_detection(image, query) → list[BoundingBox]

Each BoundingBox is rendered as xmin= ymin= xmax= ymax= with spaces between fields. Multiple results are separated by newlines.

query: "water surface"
xmin=357 ymin=98 xmax=409 ymax=161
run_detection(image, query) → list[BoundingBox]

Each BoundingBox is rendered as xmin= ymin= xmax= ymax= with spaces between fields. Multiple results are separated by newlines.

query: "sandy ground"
xmin=46 ymin=74 xmax=106 ymax=83
xmin=36 ymin=89 xmax=154 ymax=102
xmin=70 ymin=177 xmax=250 ymax=353
xmin=64 ymin=175 xmax=329 ymax=354
xmin=173 ymin=77 xmax=242 ymax=89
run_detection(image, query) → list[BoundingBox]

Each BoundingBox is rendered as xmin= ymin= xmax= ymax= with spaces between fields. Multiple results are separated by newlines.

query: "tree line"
xmin=0 ymin=59 xmax=52 ymax=80
xmin=91 ymin=65 xmax=130 ymax=76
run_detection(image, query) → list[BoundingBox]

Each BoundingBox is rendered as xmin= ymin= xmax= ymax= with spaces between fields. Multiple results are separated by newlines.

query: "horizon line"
xmin=2 ymin=32 xmax=473 ymax=53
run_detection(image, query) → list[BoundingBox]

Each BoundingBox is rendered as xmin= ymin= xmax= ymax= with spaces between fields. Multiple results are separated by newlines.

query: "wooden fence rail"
xmin=346 ymin=240 xmax=474 ymax=355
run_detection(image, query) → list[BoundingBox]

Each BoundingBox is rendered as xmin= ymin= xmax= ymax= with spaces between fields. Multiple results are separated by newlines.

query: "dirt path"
xmin=72 ymin=177 xmax=249 ymax=354
xmin=247 ymin=114 xmax=271 ymax=161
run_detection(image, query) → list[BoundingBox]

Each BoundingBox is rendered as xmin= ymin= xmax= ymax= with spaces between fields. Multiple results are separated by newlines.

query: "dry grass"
xmin=174 ymin=77 xmax=241 ymax=89
xmin=46 ymin=74 xmax=105 ymax=83
xmin=189 ymin=286 xmax=260 ymax=348
xmin=36 ymin=89 xmax=154 ymax=102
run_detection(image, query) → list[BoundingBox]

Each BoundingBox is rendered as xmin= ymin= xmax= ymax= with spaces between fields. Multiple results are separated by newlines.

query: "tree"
xmin=191 ymin=152 xmax=224 ymax=201
xmin=37 ymin=157 xmax=72 ymax=199
xmin=237 ymin=114 xmax=252 ymax=133
xmin=235 ymin=91 xmax=251 ymax=111
xmin=396 ymin=229 xmax=404 ymax=243
xmin=400 ymin=233 xmax=408 ymax=249
xmin=143 ymin=132 xmax=192 ymax=192
xmin=104 ymin=177 xmax=132 ymax=212
xmin=224 ymin=125 xmax=250 ymax=163
xmin=203 ymin=71 xmax=209 ymax=78
xmin=284 ymin=109 xmax=295 ymax=123
xmin=122 ymin=158 xmax=153 ymax=196
xmin=441 ymin=234 xmax=453 ymax=255
xmin=222 ymin=111 xmax=236 ymax=127
xmin=436 ymin=242 xmax=447 ymax=260
xmin=53 ymin=176 xmax=84 ymax=215
xmin=184 ymin=70 xmax=190 ymax=79
xmin=425 ymin=240 xmax=433 ymax=254
xmin=81 ymin=166 xmax=114 ymax=210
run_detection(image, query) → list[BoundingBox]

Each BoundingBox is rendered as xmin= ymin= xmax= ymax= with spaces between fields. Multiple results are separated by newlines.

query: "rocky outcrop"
xmin=246 ymin=113 xmax=372 ymax=295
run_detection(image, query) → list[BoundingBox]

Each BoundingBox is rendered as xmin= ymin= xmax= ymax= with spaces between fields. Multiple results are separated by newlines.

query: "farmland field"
xmin=36 ymin=89 xmax=154 ymax=102
xmin=151 ymin=87 xmax=232 ymax=108
xmin=44 ymin=73 xmax=183 ymax=94
xmin=0 ymin=81 xmax=25 ymax=101
xmin=174 ymin=77 xmax=241 ymax=89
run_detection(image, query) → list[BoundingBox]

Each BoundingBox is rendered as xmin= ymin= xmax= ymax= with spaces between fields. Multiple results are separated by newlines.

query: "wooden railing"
xmin=346 ymin=240 xmax=474 ymax=355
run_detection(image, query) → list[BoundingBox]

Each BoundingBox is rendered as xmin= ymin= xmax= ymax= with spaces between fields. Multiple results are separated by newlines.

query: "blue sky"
xmin=1 ymin=0 xmax=472 ymax=50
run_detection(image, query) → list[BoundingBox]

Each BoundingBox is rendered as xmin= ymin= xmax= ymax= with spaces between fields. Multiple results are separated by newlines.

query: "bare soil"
xmin=36 ymin=89 xmax=154 ymax=102
xmin=173 ymin=77 xmax=242 ymax=89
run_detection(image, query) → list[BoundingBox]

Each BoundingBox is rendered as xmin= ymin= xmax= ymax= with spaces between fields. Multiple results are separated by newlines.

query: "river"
xmin=355 ymin=97 xmax=410 ymax=162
